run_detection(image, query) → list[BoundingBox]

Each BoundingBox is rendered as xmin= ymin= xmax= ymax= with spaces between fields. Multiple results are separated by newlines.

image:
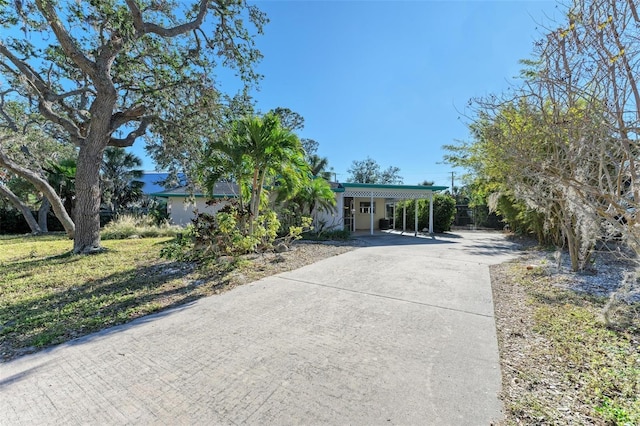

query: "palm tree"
xmin=300 ymin=177 xmax=336 ymax=217
xmin=201 ymin=113 xmax=311 ymax=235
xmin=100 ymin=148 xmax=144 ymax=215
xmin=308 ymin=154 xmax=332 ymax=180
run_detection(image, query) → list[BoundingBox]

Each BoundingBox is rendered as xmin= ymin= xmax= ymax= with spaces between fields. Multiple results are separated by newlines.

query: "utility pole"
xmin=450 ymin=172 xmax=455 ymax=194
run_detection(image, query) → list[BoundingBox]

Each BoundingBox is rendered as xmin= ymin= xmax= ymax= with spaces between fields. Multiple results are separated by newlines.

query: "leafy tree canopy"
xmin=269 ymin=107 xmax=304 ymax=132
xmin=0 ymin=0 xmax=267 ymax=252
xmin=347 ymin=156 xmax=403 ymax=184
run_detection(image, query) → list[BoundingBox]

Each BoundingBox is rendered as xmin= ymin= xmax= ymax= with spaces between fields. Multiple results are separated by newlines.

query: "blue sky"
xmin=133 ymin=0 xmax=560 ymax=188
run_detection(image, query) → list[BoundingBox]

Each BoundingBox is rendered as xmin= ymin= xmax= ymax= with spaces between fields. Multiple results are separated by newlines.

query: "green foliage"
xmin=1 ymin=0 xmax=266 ymax=252
xmin=347 ymin=156 xmax=403 ymax=184
xmin=276 ymin=205 xmax=304 ymax=237
xmin=101 ymin=148 xmax=144 ymax=214
xmin=492 ymin=194 xmax=554 ymax=243
xmin=394 ymin=193 xmax=456 ymax=233
xmin=162 ymin=199 xmax=282 ymax=262
xmin=198 ymin=112 xmax=311 ymax=236
xmin=433 ymin=194 xmax=456 ymax=232
xmin=0 ymin=207 xmax=65 ymax=234
xmin=303 ymin=228 xmax=351 ymax=241
xmin=307 ymin=154 xmax=332 ymax=180
xmin=269 ymin=107 xmax=305 ymax=131
xmin=147 ymin=198 xmax=170 ymax=225
xmin=282 ymin=216 xmax=313 ymax=245
xmin=445 ymin=97 xmax=602 ymax=270
xmin=44 ymin=157 xmax=77 ymax=215
xmin=296 ymin=177 xmax=336 ymax=216
xmin=161 ymin=200 xmax=316 ymax=264
xmin=159 ymin=227 xmax=197 ymax=262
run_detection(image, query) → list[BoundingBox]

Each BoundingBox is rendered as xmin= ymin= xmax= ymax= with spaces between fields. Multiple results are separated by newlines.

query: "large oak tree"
xmin=0 ymin=0 xmax=265 ymax=253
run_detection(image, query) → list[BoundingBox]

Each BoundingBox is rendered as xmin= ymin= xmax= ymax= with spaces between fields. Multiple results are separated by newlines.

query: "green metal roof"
xmin=150 ymin=192 xmax=232 ymax=198
xmin=150 ymin=183 xmax=239 ymax=198
xmin=151 ymin=182 xmax=447 ymax=197
xmin=340 ymin=183 xmax=448 ymax=191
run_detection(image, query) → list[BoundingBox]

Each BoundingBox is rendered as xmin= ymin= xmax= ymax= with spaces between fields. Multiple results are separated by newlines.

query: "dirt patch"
xmin=492 ymin=245 xmax=640 ymax=424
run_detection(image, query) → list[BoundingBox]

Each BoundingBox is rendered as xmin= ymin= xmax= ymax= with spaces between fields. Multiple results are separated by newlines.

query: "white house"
xmin=151 ymin=182 xmax=240 ymax=226
xmin=152 ymin=181 xmax=448 ymax=233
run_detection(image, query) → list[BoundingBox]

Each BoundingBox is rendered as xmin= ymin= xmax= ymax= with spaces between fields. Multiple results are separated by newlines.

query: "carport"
xmin=340 ymin=183 xmax=448 ymax=236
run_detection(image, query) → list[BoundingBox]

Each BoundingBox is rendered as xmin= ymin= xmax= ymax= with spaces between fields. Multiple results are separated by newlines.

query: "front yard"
xmin=0 ymin=234 xmax=355 ymax=362
xmin=492 ymin=247 xmax=640 ymax=424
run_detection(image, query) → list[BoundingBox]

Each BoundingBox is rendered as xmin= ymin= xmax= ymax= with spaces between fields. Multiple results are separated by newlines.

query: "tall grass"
xmin=101 ymin=215 xmax=182 ymax=240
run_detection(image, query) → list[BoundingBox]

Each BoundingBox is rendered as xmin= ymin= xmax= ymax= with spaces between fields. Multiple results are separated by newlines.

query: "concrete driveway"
xmin=0 ymin=231 xmax=518 ymax=425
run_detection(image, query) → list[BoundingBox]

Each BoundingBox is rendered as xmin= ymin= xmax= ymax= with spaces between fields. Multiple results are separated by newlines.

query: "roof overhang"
xmin=150 ymin=192 xmax=233 ymax=199
xmin=339 ymin=183 xmax=448 ymax=199
xmin=150 ymin=183 xmax=239 ymax=198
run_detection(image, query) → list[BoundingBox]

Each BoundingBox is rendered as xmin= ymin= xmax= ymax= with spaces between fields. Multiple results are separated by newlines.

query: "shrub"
xmin=148 ymin=198 xmax=169 ymax=225
xmin=0 ymin=208 xmax=65 ymax=234
xmin=394 ymin=194 xmax=456 ymax=233
xmin=161 ymin=201 xmax=311 ymax=263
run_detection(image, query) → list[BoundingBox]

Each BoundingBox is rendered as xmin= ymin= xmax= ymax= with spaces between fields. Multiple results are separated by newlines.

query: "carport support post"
xmin=402 ymin=202 xmax=406 ymax=233
xmin=370 ymin=192 xmax=374 ymax=235
xmin=414 ymin=198 xmax=418 ymax=236
xmin=392 ymin=202 xmax=396 ymax=230
xmin=429 ymin=191 xmax=434 ymax=236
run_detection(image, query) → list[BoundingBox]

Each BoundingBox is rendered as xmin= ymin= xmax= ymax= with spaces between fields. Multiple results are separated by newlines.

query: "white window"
xmin=359 ymin=201 xmax=376 ymax=214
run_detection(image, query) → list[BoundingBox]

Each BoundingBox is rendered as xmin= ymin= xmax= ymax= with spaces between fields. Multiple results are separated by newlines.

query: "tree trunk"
xmin=73 ymin=144 xmax=104 ymax=253
xmin=0 ymin=182 xmax=41 ymax=234
xmin=72 ymin=68 xmax=118 ymax=253
xmin=38 ymin=196 xmax=50 ymax=232
xmin=562 ymin=216 xmax=580 ymax=273
xmin=0 ymin=150 xmax=74 ymax=238
xmin=248 ymin=168 xmax=261 ymax=235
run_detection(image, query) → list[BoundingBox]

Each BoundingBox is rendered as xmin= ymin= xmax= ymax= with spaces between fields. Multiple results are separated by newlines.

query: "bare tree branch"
xmin=0 ymin=89 xmax=19 ymax=132
xmin=37 ymin=100 xmax=84 ymax=143
xmin=0 ymin=43 xmax=86 ymax=141
xmin=108 ymin=117 xmax=152 ymax=147
xmin=126 ymin=0 xmax=210 ymax=37
xmin=46 ymin=87 xmax=97 ymax=102
xmin=0 ymin=42 xmax=50 ymax=97
xmin=34 ymin=0 xmax=96 ymax=78
xmin=110 ymin=105 xmax=147 ymax=131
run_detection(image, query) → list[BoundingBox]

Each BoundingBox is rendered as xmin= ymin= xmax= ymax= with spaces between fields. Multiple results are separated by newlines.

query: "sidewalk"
xmin=0 ymin=231 xmax=518 ymax=425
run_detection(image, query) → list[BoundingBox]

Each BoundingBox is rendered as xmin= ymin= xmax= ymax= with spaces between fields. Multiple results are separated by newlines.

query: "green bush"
xmin=0 ymin=208 xmax=66 ymax=234
xmin=148 ymin=198 xmax=170 ymax=225
xmin=160 ymin=200 xmax=314 ymax=263
xmin=159 ymin=227 xmax=195 ymax=262
xmin=0 ymin=207 xmax=32 ymax=234
xmin=161 ymin=200 xmax=278 ymax=262
xmin=394 ymin=194 xmax=456 ymax=233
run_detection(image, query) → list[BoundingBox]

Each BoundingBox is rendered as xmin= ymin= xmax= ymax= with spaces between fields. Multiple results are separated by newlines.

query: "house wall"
xmin=167 ymin=197 xmax=228 ymax=226
xmin=354 ymin=197 xmax=387 ymax=230
xmin=313 ymin=193 xmax=344 ymax=231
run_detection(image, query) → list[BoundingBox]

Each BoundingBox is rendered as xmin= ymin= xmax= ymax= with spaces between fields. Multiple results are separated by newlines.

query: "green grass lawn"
xmin=0 ymin=234 xmax=220 ymax=361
